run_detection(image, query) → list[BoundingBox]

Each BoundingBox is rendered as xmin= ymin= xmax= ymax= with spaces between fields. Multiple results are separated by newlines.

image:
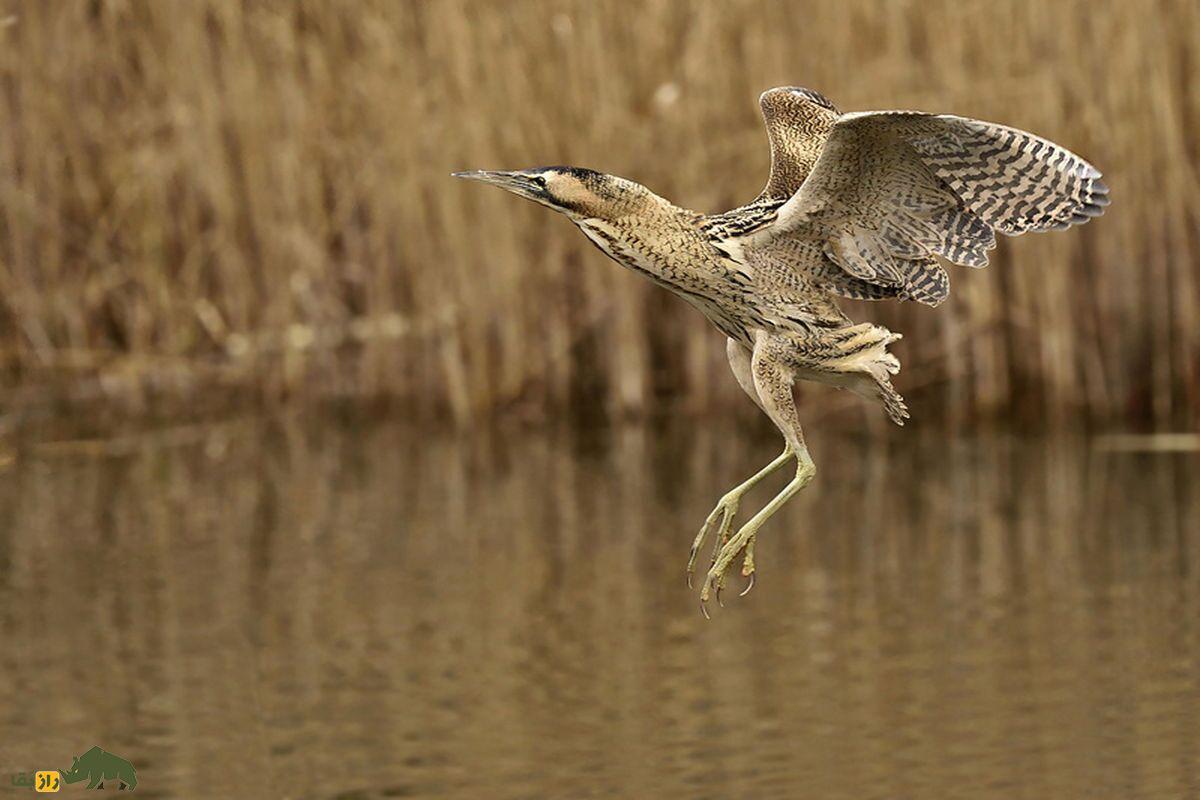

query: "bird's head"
xmin=452 ymin=166 xmax=644 ymax=221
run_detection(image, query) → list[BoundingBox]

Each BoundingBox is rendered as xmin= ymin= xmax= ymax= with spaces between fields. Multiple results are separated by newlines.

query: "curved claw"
xmin=687 ymin=572 xmax=694 ymax=590
xmin=739 ymin=572 xmax=756 ymax=597
xmin=716 ymin=585 xmax=724 ymax=608
xmin=700 ymin=600 xmax=711 ymax=620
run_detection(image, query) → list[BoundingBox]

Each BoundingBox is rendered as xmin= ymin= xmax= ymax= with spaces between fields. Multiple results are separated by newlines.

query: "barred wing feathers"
xmin=753 ymin=110 xmax=1109 ymax=306
xmin=755 ymin=87 xmax=841 ymax=202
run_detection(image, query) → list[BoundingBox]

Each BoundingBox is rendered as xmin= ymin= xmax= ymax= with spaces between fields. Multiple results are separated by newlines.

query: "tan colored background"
xmin=1 ymin=0 xmax=1196 ymax=428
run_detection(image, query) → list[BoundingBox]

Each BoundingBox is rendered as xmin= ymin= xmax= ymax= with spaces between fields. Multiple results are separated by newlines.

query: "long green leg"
xmin=687 ymin=443 xmax=793 ymax=590
xmin=700 ymin=451 xmax=816 ymax=607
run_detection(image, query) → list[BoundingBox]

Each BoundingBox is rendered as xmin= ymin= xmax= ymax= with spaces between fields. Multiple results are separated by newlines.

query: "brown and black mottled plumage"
xmin=454 ymin=86 xmax=1108 ymax=612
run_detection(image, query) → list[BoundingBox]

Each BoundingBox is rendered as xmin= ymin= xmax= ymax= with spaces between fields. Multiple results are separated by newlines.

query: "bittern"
xmin=454 ymin=87 xmax=1107 ymax=615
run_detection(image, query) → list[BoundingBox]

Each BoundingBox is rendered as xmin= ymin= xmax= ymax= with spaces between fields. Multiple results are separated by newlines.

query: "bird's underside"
xmin=454 ymin=85 xmax=1108 ymax=615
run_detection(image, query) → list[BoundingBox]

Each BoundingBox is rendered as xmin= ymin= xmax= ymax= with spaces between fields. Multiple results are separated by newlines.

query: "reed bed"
xmin=0 ymin=0 xmax=1196 ymax=428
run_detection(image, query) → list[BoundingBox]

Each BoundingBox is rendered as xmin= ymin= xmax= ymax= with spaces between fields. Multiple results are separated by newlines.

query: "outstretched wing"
xmin=755 ymin=87 xmax=841 ymax=202
xmin=749 ymin=111 xmax=1109 ymax=306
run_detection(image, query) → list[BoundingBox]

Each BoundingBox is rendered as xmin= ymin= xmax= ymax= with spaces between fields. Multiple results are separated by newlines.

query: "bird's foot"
xmin=696 ymin=459 xmax=815 ymax=617
xmin=686 ymin=491 xmax=741 ymax=589
xmin=689 ymin=444 xmax=803 ymax=615
xmin=699 ymin=520 xmax=761 ymax=614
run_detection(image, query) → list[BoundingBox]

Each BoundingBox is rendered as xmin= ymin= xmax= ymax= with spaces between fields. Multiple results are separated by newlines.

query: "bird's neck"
xmin=574 ymin=196 xmax=708 ymax=284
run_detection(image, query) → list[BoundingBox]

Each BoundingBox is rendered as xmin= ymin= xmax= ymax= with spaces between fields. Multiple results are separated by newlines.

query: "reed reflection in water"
xmin=0 ymin=419 xmax=1197 ymax=799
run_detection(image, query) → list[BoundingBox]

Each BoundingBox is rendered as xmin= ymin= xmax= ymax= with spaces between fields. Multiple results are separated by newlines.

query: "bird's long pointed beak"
xmin=451 ymin=170 xmax=533 ymax=192
xmin=448 ymin=169 xmax=508 ymax=183
xmin=451 ymin=170 xmax=501 ymax=183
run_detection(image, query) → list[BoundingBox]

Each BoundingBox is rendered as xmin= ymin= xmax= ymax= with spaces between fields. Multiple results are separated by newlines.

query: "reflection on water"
xmin=0 ymin=418 xmax=1197 ymax=799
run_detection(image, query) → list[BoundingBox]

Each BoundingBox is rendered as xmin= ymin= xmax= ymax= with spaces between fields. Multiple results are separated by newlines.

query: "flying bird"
xmin=454 ymin=87 xmax=1108 ymax=615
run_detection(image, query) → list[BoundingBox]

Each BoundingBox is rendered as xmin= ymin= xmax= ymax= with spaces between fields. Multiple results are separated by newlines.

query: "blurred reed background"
xmin=0 ymin=0 xmax=1196 ymax=430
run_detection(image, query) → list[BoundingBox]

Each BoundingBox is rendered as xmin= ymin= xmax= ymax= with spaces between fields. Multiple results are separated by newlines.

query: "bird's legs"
xmin=699 ymin=333 xmax=815 ymax=613
xmin=700 ymin=449 xmax=815 ymax=607
xmin=687 ymin=338 xmax=788 ymax=596
xmin=686 ymin=442 xmax=793 ymax=589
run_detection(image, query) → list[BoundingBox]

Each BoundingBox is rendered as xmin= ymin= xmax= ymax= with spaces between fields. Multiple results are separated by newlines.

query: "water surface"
xmin=1 ymin=419 xmax=1197 ymax=798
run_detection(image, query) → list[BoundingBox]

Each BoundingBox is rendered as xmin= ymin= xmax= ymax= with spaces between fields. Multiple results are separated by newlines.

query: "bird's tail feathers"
xmin=823 ymin=323 xmax=910 ymax=425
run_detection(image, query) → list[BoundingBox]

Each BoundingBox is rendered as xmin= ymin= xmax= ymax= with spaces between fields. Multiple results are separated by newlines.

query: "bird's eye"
xmin=530 ymin=174 xmax=548 ymax=189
